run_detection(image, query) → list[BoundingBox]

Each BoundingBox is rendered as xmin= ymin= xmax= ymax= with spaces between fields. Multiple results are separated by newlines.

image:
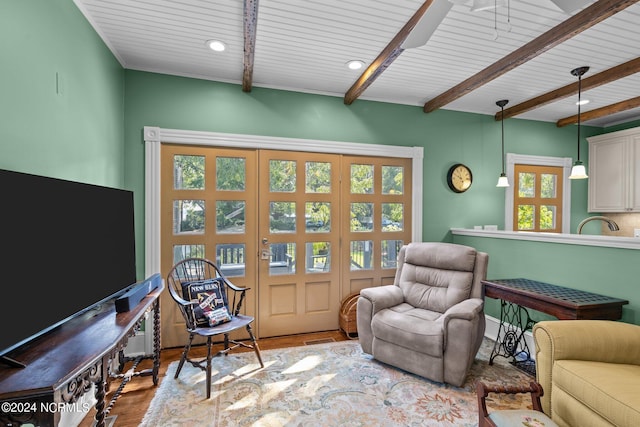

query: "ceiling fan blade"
xmin=549 ymin=0 xmax=592 ymax=13
xmin=402 ymin=0 xmax=453 ymax=49
xmin=470 ymin=0 xmax=506 ymax=12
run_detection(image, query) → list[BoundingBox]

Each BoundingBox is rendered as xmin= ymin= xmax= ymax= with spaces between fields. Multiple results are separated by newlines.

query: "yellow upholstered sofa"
xmin=533 ymin=320 xmax=640 ymax=427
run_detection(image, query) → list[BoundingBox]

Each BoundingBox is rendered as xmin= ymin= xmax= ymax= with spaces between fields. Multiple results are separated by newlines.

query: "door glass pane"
xmin=305 ymin=161 xmax=331 ymax=193
xmin=382 ymin=240 xmax=403 ymax=269
xmin=350 ymin=164 xmax=374 ymax=194
xmin=269 ymin=243 xmax=295 ymax=275
xmin=517 ymin=204 xmax=535 ymax=230
xmin=519 ymin=173 xmax=535 ymax=198
xmin=270 ymin=202 xmax=296 ymax=233
xmin=381 ymin=203 xmax=403 ymax=231
xmin=540 ymin=205 xmax=556 ymax=230
xmin=216 ymin=157 xmax=246 ymax=191
xmin=216 ymin=201 xmax=245 ymax=234
xmin=350 ymin=240 xmax=373 ymax=270
xmin=270 ymin=160 xmax=296 ymax=192
xmin=174 ymin=155 xmax=205 ymax=190
xmin=173 ymin=244 xmax=205 ymax=264
xmin=305 ymin=202 xmax=330 ymax=232
xmin=173 ymin=200 xmax=204 ymax=234
xmin=382 ymin=166 xmax=403 ymax=194
xmin=216 ymin=244 xmax=245 ymax=277
xmin=541 ymin=174 xmax=557 ymax=198
xmin=305 ymin=242 xmax=330 ymax=273
xmin=350 ymin=203 xmax=373 ymax=232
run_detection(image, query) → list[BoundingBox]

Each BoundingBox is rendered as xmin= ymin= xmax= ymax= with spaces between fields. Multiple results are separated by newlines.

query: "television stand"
xmin=0 ymin=279 xmax=163 ymax=427
xmin=0 ymin=356 xmax=26 ymax=369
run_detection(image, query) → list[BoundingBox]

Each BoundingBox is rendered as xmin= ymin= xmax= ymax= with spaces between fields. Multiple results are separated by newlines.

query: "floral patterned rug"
xmin=140 ymin=338 xmax=533 ymax=426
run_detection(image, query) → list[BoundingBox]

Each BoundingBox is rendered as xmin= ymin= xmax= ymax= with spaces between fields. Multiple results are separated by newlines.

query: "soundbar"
xmin=115 ymin=273 xmax=162 ymax=313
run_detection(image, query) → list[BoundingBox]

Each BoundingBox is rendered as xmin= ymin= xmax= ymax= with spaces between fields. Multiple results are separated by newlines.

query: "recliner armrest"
xmin=441 ymin=298 xmax=484 ymax=321
xmin=359 ymin=285 xmax=404 ymax=315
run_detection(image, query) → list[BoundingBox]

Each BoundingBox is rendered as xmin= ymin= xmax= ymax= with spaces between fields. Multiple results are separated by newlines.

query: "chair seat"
xmin=372 ymin=308 xmax=443 ymax=356
xmin=190 ymin=314 xmax=255 ymax=336
xmin=489 ymin=409 xmax=558 ymax=427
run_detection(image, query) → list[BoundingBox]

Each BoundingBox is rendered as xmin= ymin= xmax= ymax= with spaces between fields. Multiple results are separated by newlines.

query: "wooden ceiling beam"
xmin=423 ymin=0 xmax=640 ymax=113
xmin=344 ymin=0 xmax=436 ymax=105
xmin=496 ymin=57 xmax=640 ymax=121
xmin=556 ymin=96 xmax=640 ymax=127
xmin=242 ymin=0 xmax=259 ymax=92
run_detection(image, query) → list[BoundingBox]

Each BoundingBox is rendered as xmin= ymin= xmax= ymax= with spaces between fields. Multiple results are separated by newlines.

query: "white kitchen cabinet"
xmin=587 ymin=127 xmax=640 ymax=212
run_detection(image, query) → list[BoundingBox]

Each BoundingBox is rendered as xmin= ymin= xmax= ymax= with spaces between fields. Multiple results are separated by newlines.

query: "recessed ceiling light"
xmin=346 ymin=60 xmax=365 ymax=70
xmin=206 ymin=40 xmax=226 ymax=52
xmin=576 ymin=99 xmax=590 ymax=106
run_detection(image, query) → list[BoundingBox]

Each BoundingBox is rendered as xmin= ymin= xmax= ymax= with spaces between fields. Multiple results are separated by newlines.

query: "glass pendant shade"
xmin=496 ymin=173 xmax=510 ymax=187
xmin=569 ymin=161 xmax=588 ymax=179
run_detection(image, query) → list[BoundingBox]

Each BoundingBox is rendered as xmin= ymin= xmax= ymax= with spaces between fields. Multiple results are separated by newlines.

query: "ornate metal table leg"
xmin=489 ymin=300 xmax=536 ymax=373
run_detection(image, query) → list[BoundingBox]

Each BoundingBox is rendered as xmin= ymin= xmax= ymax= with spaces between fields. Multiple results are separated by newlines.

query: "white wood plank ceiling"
xmin=74 ymin=0 xmax=640 ymax=127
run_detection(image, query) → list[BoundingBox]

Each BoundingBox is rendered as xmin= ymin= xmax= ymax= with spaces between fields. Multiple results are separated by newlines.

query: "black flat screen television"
xmin=0 ymin=168 xmax=137 ymax=367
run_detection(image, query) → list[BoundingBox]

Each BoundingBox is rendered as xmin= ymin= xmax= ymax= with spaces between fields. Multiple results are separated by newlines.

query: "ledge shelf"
xmin=450 ymin=228 xmax=640 ymax=250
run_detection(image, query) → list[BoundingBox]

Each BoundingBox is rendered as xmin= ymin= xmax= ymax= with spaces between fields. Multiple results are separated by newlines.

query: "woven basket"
xmin=339 ymin=292 xmax=360 ymax=339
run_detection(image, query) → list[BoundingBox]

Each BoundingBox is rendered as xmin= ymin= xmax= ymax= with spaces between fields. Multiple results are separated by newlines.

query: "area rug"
xmin=140 ymin=339 xmax=534 ymax=426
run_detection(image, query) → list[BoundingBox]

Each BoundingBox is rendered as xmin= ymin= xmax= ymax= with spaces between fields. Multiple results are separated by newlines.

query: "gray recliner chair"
xmin=357 ymin=242 xmax=488 ymax=386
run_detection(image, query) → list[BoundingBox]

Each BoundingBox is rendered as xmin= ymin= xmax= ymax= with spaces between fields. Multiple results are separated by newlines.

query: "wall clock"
xmin=447 ymin=163 xmax=473 ymax=193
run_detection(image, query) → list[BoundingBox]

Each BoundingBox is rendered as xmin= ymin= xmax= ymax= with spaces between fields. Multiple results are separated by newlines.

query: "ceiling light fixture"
xmin=569 ymin=66 xmax=589 ymax=180
xmin=346 ymin=60 xmax=365 ymax=70
xmin=496 ymin=99 xmax=510 ymax=187
xmin=206 ymin=40 xmax=226 ymax=52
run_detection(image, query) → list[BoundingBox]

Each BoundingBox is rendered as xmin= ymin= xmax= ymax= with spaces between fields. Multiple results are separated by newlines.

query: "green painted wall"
xmin=0 ymin=0 xmax=125 ymax=185
xmin=452 ymin=235 xmax=639 ymax=325
xmin=123 ymin=71 xmax=600 ymax=249
xmin=3 ymin=1 xmax=639 ymax=326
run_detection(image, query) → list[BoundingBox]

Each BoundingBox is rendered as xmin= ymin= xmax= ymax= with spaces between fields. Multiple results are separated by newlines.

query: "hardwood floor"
xmin=79 ymin=330 xmax=350 ymax=427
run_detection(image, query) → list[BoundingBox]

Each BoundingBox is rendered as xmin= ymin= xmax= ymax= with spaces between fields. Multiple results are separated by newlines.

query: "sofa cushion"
xmin=554 ymin=360 xmax=640 ymax=427
xmin=371 ymin=306 xmax=443 ymax=357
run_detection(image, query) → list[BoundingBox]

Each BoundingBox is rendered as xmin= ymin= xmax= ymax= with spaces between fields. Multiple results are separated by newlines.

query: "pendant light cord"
xmin=577 ymin=74 xmax=582 ymax=162
xmin=501 ymin=104 xmax=506 ymax=174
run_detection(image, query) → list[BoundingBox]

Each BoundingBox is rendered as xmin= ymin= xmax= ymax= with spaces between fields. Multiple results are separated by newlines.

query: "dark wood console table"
xmin=482 ymin=278 xmax=628 ymax=374
xmin=0 ymin=281 xmax=163 ymax=427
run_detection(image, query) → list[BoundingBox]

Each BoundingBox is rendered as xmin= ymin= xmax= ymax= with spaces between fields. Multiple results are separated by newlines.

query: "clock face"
xmin=447 ymin=164 xmax=472 ymax=193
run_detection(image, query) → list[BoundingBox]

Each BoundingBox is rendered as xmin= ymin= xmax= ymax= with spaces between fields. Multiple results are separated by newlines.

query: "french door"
xmin=160 ymin=144 xmax=412 ymax=346
xmin=257 ymin=151 xmax=341 ymax=336
xmin=160 ymin=144 xmax=258 ymax=348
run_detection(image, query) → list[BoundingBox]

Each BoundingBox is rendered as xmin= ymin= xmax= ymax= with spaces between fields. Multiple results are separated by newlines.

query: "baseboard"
xmin=484 ymin=314 xmax=536 ymax=361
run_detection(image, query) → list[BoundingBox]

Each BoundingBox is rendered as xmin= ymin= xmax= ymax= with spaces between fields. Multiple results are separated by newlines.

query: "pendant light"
xmin=569 ymin=66 xmax=589 ymax=180
xmin=496 ymin=99 xmax=510 ymax=187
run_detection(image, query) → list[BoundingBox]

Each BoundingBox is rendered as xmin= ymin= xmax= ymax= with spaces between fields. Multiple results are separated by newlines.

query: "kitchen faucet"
xmin=577 ymin=216 xmax=620 ymax=234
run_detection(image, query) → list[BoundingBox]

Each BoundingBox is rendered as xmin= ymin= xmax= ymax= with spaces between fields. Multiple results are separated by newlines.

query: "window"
xmin=504 ymin=154 xmax=573 ymax=233
xmin=513 ymin=164 xmax=562 ymax=232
